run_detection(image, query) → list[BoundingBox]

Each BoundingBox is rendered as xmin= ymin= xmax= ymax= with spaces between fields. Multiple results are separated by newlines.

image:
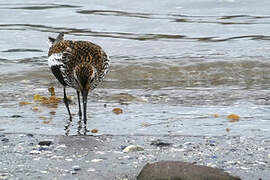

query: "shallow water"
xmin=0 ymin=0 xmax=270 ymax=139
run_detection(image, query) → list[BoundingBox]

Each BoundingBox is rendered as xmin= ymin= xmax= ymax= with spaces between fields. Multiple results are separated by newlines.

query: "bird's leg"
xmin=82 ymin=89 xmax=89 ymax=124
xmin=63 ymin=87 xmax=72 ymax=119
xmin=83 ymin=124 xmax=88 ymax=135
xmin=77 ymin=119 xmax=82 ymax=135
xmin=64 ymin=118 xmax=72 ymax=136
xmin=77 ymin=90 xmax=82 ymax=118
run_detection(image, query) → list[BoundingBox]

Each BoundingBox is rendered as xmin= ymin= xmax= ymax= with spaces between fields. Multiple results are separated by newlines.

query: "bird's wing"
xmin=48 ymin=41 xmax=74 ymax=87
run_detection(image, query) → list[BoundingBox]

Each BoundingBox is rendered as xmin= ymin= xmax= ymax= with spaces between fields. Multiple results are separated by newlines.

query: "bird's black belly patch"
xmin=51 ymin=65 xmax=67 ymax=86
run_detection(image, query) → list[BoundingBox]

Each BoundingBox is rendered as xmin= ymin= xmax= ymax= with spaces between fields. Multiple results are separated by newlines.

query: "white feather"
xmin=103 ymin=55 xmax=110 ymax=76
xmin=48 ymin=41 xmax=53 ymax=48
xmin=48 ymin=53 xmax=63 ymax=67
xmin=107 ymin=56 xmax=111 ymax=66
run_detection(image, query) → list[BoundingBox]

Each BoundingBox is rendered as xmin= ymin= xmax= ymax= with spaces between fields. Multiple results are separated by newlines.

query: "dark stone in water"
xmin=26 ymin=134 xmax=34 ymax=137
xmin=150 ymin=139 xmax=171 ymax=147
xmin=2 ymin=138 xmax=9 ymax=142
xmin=38 ymin=141 xmax=52 ymax=146
xmin=137 ymin=161 xmax=241 ymax=180
xmin=11 ymin=115 xmax=23 ymax=118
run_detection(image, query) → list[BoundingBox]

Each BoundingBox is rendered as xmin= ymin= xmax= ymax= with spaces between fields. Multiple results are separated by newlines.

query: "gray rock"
xmin=1 ymin=138 xmax=9 ymax=143
xmin=26 ymin=134 xmax=34 ymax=137
xmin=38 ymin=141 xmax=52 ymax=146
xmin=123 ymin=145 xmax=144 ymax=152
xmin=70 ymin=170 xmax=77 ymax=175
xmin=150 ymin=139 xmax=171 ymax=147
xmin=137 ymin=161 xmax=241 ymax=180
xmin=72 ymin=165 xmax=81 ymax=171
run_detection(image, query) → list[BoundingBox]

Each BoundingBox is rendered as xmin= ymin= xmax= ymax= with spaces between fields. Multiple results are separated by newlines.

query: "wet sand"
xmin=1 ymin=132 xmax=269 ymax=180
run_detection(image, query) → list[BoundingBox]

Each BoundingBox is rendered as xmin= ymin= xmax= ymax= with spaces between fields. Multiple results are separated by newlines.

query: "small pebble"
xmin=26 ymin=134 xmax=34 ymax=137
xmin=150 ymin=139 xmax=171 ymax=147
xmin=20 ymin=80 xmax=30 ymax=83
xmin=11 ymin=115 xmax=23 ymax=118
xmin=29 ymin=150 xmax=41 ymax=155
xmin=183 ymin=142 xmax=194 ymax=146
xmin=91 ymin=159 xmax=103 ymax=163
xmin=0 ymin=173 xmax=9 ymax=179
xmin=55 ymin=144 xmax=67 ymax=149
xmin=70 ymin=170 xmax=77 ymax=175
xmin=95 ymin=151 xmax=105 ymax=155
xmin=72 ymin=165 xmax=81 ymax=171
xmin=87 ymin=168 xmax=96 ymax=172
xmin=38 ymin=141 xmax=52 ymax=146
xmin=240 ymin=166 xmax=250 ymax=170
xmin=123 ymin=145 xmax=144 ymax=152
xmin=1 ymin=138 xmax=9 ymax=143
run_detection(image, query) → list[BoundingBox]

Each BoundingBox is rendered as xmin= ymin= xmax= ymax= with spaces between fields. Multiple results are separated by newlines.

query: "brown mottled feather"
xmin=48 ymin=33 xmax=110 ymax=122
xmin=48 ymin=40 xmax=109 ymax=90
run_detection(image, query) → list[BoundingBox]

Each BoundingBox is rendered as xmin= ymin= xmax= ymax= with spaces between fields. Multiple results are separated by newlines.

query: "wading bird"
xmin=48 ymin=32 xmax=110 ymax=123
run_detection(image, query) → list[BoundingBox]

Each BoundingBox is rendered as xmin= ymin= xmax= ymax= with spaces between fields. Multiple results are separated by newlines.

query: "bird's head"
xmin=48 ymin=32 xmax=64 ymax=48
xmin=74 ymin=63 xmax=97 ymax=92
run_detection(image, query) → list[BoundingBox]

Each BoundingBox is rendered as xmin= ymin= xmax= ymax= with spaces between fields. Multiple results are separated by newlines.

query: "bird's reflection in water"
xmin=77 ymin=119 xmax=89 ymax=135
xmin=64 ymin=118 xmax=89 ymax=136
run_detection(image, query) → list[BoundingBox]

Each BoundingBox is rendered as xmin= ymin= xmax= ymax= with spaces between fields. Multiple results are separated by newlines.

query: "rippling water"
xmin=0 ymin=0 xmax=270 ymax=139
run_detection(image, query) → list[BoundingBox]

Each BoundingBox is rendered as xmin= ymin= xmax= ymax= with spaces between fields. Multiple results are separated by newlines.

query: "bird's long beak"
xmin=82 ymin=89 xmax=89 ymax=124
